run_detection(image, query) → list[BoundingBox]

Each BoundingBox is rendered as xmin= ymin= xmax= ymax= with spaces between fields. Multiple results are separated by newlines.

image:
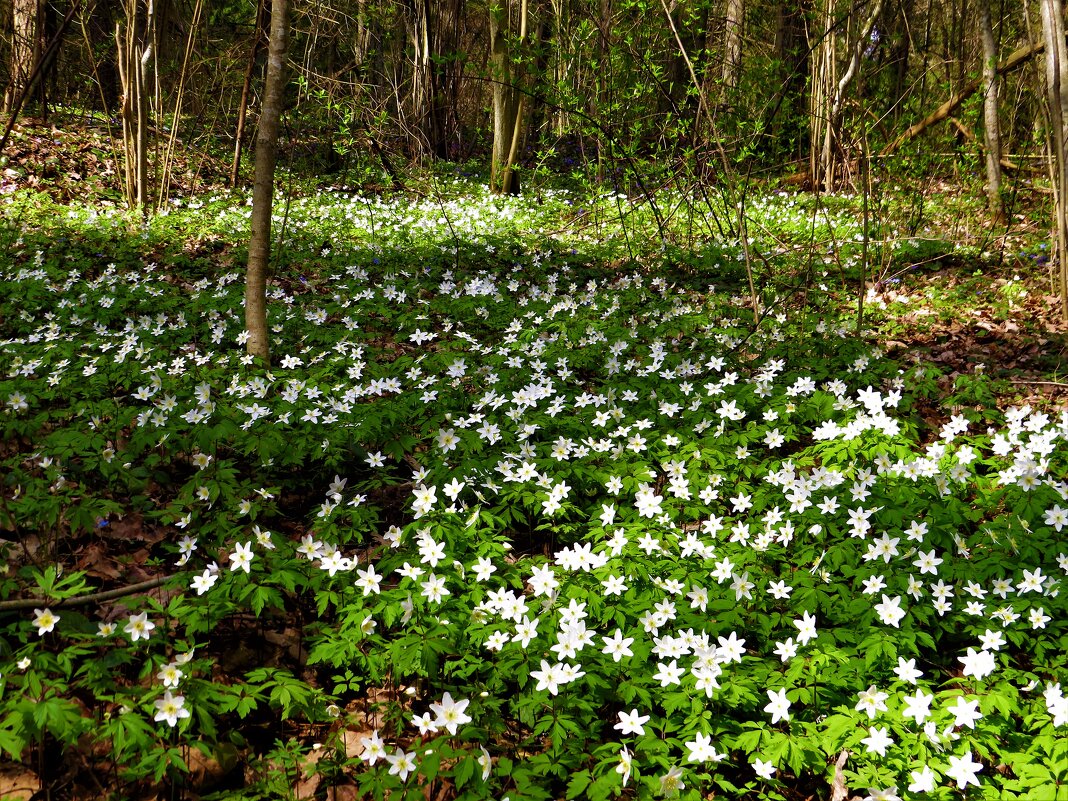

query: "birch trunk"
xmin=980 ymin=0 xmax=1003 ymax=222
xmin=1040 ymin=0 xmax=1068 ymax=322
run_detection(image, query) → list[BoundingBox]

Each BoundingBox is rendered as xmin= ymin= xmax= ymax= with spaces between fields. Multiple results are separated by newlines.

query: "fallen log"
xmin=883 ymin=39 xmax=1045 ymax=156
xmin=947 ymin=116 xmax=1024 ymax=171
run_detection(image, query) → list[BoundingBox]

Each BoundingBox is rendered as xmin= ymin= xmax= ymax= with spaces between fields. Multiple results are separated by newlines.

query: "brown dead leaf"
xmin=295 ymin=746 xmax=326 ymax=801
xmin=187 ymin=743 xmax=240 ymax=790
xmin=77 ymin=542 xmax=122 ymax=580
xmin=103 ymin=514 xmax=166 ymax=545
xmin=338 ymin=727 xmax=373 ymax=760
xmin=0 ymin=765 xmax=38 ymax=800
xmin=326 ymin=784 xmax=361 ymax=801
xmin=828 ymin=749 xmax=850 ymax=801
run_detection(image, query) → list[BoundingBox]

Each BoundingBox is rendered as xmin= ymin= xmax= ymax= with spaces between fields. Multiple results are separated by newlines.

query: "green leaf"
xmin=566 ymin=769 xmax=591 ymax=798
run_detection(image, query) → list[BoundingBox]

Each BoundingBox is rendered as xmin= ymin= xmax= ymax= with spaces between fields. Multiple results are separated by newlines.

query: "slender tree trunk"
xmin=768 ymin=3 xmax=807 ymax=158
xmin=551 ymin=0 xmax=569 ymax=135
xmin=136 ymin=0 xmax=154 ymax=210
xmin=489 ymin=0 xmax=526 ymax=195
xmin=980 ymin=0 xmax=1003 ymax=222
xmin=0 ymin=0 xmax=81 ymax=155
xmin=409 ymin=0 xmax=433 ymax=159
xmin=722 ymin=0 xmax=743 ymax=92
xmin=809 ymin=0 xmax=836 ymax=189
xmin=231 ymin=0 xmax=266 ymax=187
xmin=820 ymin=0 xmax=883 ymax=190
xmin=883 ymin=38 xmax=1045 ymax=154
xmin=245 ymin=0 xmax=290 ymax=362
xmin=115 ymin=0 xmax=154 ymax=211
xmin=1040 ymin=0 xmax=1068 ymax=323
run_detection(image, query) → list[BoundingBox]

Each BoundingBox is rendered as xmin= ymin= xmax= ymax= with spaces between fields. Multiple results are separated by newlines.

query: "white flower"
xmin=191 ymin=569 xmax=218 ymax=595
xmin=946 ymin=696 xmax=983 ymax=729
xmin=153 ymin=691 xmax=190 ymax=727
xmin=685 ymin=731 xmax=726 ymax=763
xmin=601 ymin=629 xmax=634 ymax=662
xmin=861 ymin=725 xmax=894 ymax=756
xmin=764 ymin=688 xmax=791 ymax=724
xmin=874 ymin=594 xmax=905 ymax=627
xmin=659 ymin=765 xmax=685 ymax=795
xmin=616 ymin=746 xmax=633 ymax=786
xmin=614 ymin=708 xmax=650 ymax=736
xmin=958 ymin=647 xmax=996 ymax=680
xmin=229 ymin=541 xmax=254 ymax=573
xmin=359 ymin=730 xmax=387 ymax=765
xmin=429 ymin=691 xmax=472 ymax=735
xmin=944 ymin=751 xmax=983 ymax=789
xmin=156 ymin=662 xmax=184 ymax=688
xmin=863 ymin=788 xmax=901 ymax=801
xmin=32 ymin=608 xmax=59 ymax=636
xmin=386 ymin=748 xmax=418 ymax=782
xmin=893 ymin=657 xmax=923 ymax=684
xmin=793 ymin=611 xmax=817 ymax=644
xmin=908 ymin=765 xmax=936 ymax=793
xmin=124 ymin=612 xmax=156 ymax=642
xmin=752 ymin=757 xmax=776 ymax=779
xmin=855 ymin=685 xmax=889 ymax=719
xmin=901 ymin=689 xmax=933 ymax=725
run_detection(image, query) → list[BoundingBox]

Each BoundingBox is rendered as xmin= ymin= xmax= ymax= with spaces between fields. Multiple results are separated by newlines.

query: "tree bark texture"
xmin=809 ymin=0 xmax=836 ymax=189
xmin=245 ymin=0 xmax=290 ymax=362
xmin=5 ymin=0 xmax=38 ymax=112
xmin=979 ymin=0 xmax=1003 ymax=222
xmin=1040 ymin=0 xmax=1068 ymax=323
xmin=489 ymin=0 xmax=526 ymax=195
xmin=816 ymin=0 xmax=883 ymax=191
xmin=721 ymin=0 xmax=743 ymax=91
xmin=116 ymin=0 xmax=155 ymax=210
xmin=231 ymin=0 xmax=266 ymax=187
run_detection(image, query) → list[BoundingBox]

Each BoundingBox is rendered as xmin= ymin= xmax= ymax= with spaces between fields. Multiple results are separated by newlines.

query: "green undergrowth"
xmin=0 ymin=185 xmax=1066 ymax=801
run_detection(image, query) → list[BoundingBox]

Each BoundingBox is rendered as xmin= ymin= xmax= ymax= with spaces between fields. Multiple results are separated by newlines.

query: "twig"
xmin=0 ymin=575 xmax=173 ymax=612
xmin=1009 ymin=379 xmax=1068 ymax=388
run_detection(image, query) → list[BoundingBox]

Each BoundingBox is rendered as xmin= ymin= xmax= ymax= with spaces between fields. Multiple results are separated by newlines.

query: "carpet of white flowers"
xmin=1 ymin=187 xmax=1066 ymax=801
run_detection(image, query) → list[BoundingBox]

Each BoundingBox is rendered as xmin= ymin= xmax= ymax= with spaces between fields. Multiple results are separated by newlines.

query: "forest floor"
xmin=1 ymin=114 xmax=1067 ymax=801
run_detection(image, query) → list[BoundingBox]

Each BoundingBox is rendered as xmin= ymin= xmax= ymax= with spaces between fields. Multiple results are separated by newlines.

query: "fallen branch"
xmin=946 ymin=117 xmax=1022 ymax=171
xmin=884 ymin=40 xmax=1046 ymax=156
xmin=0 ymin=575 xmax=173 ymax=612
xmin=1010 ymin=379 xmax=1068 ymax=388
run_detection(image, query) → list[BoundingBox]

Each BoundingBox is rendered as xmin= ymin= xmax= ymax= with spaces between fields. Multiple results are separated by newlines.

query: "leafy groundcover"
xmin=0 ymin=188 xmax=1066 ymax=801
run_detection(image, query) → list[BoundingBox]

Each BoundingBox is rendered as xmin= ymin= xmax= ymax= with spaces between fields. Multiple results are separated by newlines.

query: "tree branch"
xmin=0 ymin=575 xmax=173 ymax=612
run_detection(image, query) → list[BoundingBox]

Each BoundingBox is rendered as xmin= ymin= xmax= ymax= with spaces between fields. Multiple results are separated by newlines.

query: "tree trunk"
xmin=767 ymin=3 xmax=807 ymax=159
xmin=245 ymin=0 xmax=290 ymax=362
xmin=883 ymin=38 xmax=1044 ymax=154
xmin=231 ymin=0 xmax=265 ymax=187
xmin=489 ymin=0 xmax=526 ymax=195
xmin=5 ymin=0 xmax=38 ymax=113
xmin=1040 ymin=0 xmax=1068 ymax=323
xmin=821 ymin=0 xmax=884 ymax=190
xmin=721 ymin=0 xmax=743 ymax=92
xmin=979 ymin=0 xmax=1003 ymax=222
xmin=115 ymin=0 xmax=154 ymax=211
xmin=809 ymin=0 xmax=836 ymax=189
xmin=409 ymin=0 xmax=434 ymax=159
